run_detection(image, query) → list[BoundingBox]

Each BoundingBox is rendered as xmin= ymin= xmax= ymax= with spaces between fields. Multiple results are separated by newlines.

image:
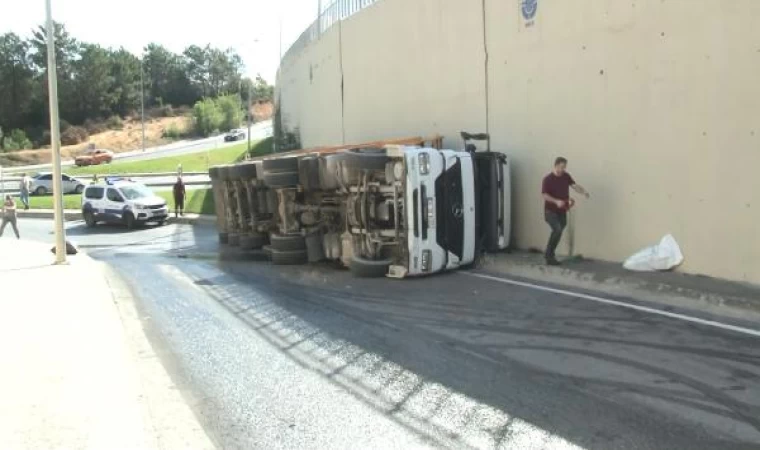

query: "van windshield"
xmin=120 ymin=184 xmax=153 ymax=200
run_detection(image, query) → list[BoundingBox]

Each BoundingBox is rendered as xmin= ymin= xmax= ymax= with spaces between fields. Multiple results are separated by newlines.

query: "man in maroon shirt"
xmin=541 ymin=157 xmax=590 ymax=265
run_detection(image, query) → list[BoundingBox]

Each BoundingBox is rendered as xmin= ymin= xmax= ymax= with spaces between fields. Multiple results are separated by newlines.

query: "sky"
xmin=0 ymin=0 xmax=320 ymax=83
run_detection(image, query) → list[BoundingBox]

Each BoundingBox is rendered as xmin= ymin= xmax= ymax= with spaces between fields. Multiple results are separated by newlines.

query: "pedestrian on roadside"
xmin=19 ymin=173 xmax=32 ymax=210
xmin=173 ymin=176 xmax=186 ymax=218
xmin=91 ymin=174 xmax=99 ymax=184
xmin=0 ymin=195 xmax=20 ymax=239
xmin=541 ymin=157 xmax=590 ymax=266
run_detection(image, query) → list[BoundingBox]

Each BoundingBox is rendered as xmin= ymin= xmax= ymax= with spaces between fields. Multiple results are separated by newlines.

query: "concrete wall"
xmin=276 ymin=0 xmax=760 ymax=284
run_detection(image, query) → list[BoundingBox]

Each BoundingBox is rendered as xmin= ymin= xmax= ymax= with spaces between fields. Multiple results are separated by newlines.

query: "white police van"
xmin=81 ymin=178 xmax=168 ymax=229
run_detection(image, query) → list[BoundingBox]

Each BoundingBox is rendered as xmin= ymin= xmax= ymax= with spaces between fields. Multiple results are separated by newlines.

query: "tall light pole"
xmin=45 ymin=0 xmax=67 ymax=264
xmin=140 ymin=57 xmax=146 ymax=152
xmin=246 ymin=80 xmax=252 ymax=153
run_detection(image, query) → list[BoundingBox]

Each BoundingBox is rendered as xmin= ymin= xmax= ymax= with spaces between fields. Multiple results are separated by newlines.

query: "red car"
xmin=75 ymin=149 xmax=114 ymax=166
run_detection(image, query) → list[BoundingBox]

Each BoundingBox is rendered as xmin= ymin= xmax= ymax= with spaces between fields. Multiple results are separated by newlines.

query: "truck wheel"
xmin=240 ymin=233 xmax=266 ymax=250
xmin=263 ymin=171 xmax=299 ymax=188
xmin=217 ymin=166 xmax=231 ymax=182
xmin=298 ymin=156 xmax=321 ymax=191
xmin=231 ymin=162 xmax=258 ymax=180
xmin=350 ymin=256 xmax=392 ymax=278
xmin=218 ymin=232 xmax=229 ymax=244
xmin=271 ymin=233 xmax=306 ymax=252
xmin=263 ymin=158 xmax=299 ymax=174
xmin=228 ymin=233 xmax=241 ymax=246
xmin=271 ymin=248 xmax=308 ymax=265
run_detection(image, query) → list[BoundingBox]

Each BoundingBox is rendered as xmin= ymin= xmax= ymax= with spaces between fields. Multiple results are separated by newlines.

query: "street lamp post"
xmin=140 ymin=57 xmax=146 ymax=152
xmin=247 ymin=81 xmax=252 ymax=153
xmin=45 ymin=0 xmax=67 ymax=263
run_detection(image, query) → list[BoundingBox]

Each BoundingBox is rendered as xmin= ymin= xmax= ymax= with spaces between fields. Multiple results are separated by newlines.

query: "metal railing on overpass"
xmin=282 ymin=0 xmax=381 ymax=66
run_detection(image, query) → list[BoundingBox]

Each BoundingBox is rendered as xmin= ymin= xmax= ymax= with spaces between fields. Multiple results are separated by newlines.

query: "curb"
xmin=479 ymin=253 xmax=760 ymax=321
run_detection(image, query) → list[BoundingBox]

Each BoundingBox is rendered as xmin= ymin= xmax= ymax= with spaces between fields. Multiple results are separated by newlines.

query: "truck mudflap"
xmin=473 ymin=152 xmax=512 ymax=253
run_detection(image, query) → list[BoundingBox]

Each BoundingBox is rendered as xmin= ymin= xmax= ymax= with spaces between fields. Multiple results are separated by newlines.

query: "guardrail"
xmin=282 ymin=0 xmax=381 ymax=66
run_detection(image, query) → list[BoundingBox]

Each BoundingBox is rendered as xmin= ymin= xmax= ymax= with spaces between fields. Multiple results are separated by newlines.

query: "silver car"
xmin=31 ymin=173 xmax=86 ymax=195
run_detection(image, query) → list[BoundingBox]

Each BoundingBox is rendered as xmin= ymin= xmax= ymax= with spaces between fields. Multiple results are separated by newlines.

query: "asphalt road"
xmin=15 ymin=219 xmax=760 ymax=449
xmin=5 ymin=120 xmax=273 ymax=173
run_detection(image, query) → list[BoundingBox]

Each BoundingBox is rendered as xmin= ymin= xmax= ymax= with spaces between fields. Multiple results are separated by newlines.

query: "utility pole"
xmin=45 ymin=0 xmax=67 ymax=264
xmin=317 ymin=0 xmax=322 ymax=38
xmin=140 ymin=57 xmax=146 ymax=152
xmin=247 ymin=80 xmax=252 ymax=153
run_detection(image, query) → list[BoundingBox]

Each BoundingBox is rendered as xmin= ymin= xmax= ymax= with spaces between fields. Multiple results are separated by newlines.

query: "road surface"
xmin=4 ymin=120 xmax=273 ymax=173
xmin=16 ymin=219 xmax=760 ymax=449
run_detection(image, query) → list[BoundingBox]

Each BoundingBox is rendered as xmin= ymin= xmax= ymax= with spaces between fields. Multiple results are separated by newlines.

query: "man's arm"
xmin=542 ymin=193 xmax=565 ymax=208
xmin=571 ymin=184 xmax=590 ymax=199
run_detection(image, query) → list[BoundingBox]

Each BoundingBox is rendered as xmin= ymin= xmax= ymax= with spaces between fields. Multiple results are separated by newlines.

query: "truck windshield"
xmin=435 ymin=157 xmax=464 ymax=260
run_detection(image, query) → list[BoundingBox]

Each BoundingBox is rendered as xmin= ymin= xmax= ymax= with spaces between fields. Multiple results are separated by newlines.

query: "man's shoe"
xmin=546 ymin=257 xmax=561 ymax=266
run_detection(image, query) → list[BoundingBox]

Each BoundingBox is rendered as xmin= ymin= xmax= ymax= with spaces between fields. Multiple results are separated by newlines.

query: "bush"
xmin=217 ymin=95 xmax=243 ymax=132
xmin=2 ymin=129 xmax=34 ymax=151
xmin=163 ymin=123 xmax=187 ymax=139
xmin=192 ymin=98 xmax=223 ymax=137
xmin=106 ymin=115 xmax=124 ymax=130
xmin=61 ymin=126 xmax=89 ymax=146
xmin=148 ymin=104 xmax=175 ymax=118
xmin=83 ymin=118 xmax=107 ymax=135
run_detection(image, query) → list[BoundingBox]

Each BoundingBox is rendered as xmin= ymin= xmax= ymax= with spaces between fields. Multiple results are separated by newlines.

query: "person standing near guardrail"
xmin=19 ymin=173 xmax=32 ymax=210
xmin=0 ymin=195 xmax=20 ymax=239
xmin=173 ymin=176 xmax=186 ymax=218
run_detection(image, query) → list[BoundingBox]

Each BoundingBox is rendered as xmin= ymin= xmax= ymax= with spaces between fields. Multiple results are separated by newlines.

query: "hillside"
xmin=0 ymin=116 xmax=191 ymax=167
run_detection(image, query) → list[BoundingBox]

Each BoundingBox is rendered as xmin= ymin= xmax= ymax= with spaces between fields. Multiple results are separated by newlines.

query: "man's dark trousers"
xmin=544 ymin=210 xmax=567 ymax=260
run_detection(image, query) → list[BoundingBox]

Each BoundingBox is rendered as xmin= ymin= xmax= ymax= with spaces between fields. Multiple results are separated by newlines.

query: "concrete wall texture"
xmin=276 ymin=0 xmax=760 ymax=284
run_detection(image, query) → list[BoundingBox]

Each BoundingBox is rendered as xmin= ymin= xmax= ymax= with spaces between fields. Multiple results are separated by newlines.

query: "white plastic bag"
xmin=623 ymin=234 xmax=684 ymax=272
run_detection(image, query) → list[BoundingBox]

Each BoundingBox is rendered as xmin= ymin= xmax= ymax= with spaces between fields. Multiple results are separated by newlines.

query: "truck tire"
xmin=232 ymin=162 xmax=258 ymax=180
xmin=350 ymin=256 xmax=392 ymax=278
xmin=328 ymin=151 xmax=389 ymax=171
xmin=217 ymin=166 xmax=231 ymax=182
xmin=240 ymin=233 xmax=266 ymax=250
xmin=263 ymin=157 xmax=299 ymax=174
xmin=263 ymin=171 xmax=299 ymax=188
xmin=218 ymin=232 xmax=229 ymax=244
xmin=271 ymin=248 xmax=308 ymax=265
xmin=299 ymin=156 xmax=321 ymax=191
xmin=209 ymin=166 xmax=221 ymax=180
xmin=228 ymin=233 xmax=241 ymax=246
xmin=271 ymin=233 xmax=306 ymax=252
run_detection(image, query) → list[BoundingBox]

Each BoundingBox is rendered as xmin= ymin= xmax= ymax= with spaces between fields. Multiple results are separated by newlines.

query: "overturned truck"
xmin=208 ymin=134 xmax=511 ymax=278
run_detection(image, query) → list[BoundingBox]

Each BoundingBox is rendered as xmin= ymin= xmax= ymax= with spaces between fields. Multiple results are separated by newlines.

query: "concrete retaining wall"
xmin=276 ymin=0 xmax=760 ymax=284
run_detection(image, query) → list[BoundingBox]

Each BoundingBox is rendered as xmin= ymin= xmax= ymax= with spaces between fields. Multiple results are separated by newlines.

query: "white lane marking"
xmin=463 ymin=272 xmax=760 ymax=338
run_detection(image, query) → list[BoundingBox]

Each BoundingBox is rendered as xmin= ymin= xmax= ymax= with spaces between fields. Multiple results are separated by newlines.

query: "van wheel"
xmin=124 ymin=212 xmax=136 ymax=230
xmin=350 ymin=256 xmax=392 ymax=278
xmin=271 ymin=249 xmax=308 ymax=265
xmin=83 ymin=210 xmax=97 ymax=228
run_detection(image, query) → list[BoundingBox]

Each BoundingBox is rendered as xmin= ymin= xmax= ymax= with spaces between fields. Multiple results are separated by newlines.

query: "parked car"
xmin=81 ymin=179 xmax=168 ymax=229
xmin=75 ymin=148 xmax=114 ymax=166
xmin=31 ymin=173 xmax=86 ymax=195
xmin=224 ymin=129 xmax=246 ymax=142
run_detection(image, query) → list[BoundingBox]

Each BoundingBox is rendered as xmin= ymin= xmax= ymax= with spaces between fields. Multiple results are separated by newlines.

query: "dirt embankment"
xmin=1 ymin=116 xmax=191 ymax=167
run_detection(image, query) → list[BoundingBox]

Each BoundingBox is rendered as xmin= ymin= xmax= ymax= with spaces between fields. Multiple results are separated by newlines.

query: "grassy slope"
xmin=67 ymin=137 xmax=273 ymax=176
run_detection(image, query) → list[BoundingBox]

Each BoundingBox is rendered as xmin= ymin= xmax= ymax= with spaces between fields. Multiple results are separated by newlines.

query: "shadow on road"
xmin=173 ymin=259 xmax=760 ymax=449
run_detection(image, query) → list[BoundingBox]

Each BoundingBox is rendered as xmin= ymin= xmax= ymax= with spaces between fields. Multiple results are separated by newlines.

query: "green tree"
xmin=192 ymin=98 xmax=222 ymax=137
xmin=109 ymin=48 xmax=141 ymax=116
xmin=0 ymin=33 xmax=35 ymax=133
xmin=70 ymin=43 xmax=117 ymax=122
xmin=216 ymin=95 xmax=243 ymax=131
